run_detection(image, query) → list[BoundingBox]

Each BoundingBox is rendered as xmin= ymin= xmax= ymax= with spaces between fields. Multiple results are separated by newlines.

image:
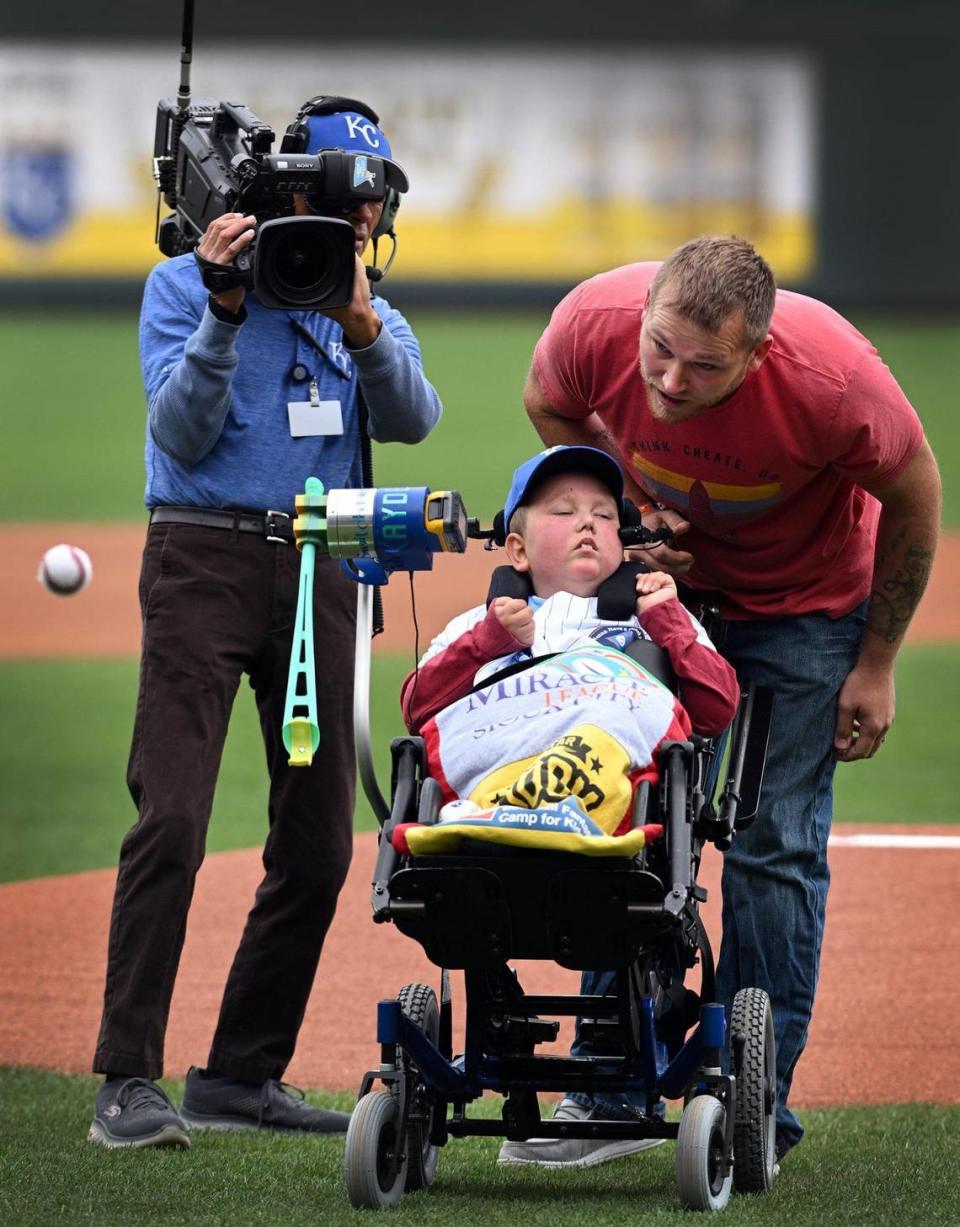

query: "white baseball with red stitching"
xmin=38 ymin=544 xmax=93 ymax=596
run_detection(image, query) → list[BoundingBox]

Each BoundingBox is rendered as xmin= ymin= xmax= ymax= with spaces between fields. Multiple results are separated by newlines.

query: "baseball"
xmin=438 ymin=798 xmax=483 ymax=821
xmin=38 ymin=544 xmax=93 ymax=596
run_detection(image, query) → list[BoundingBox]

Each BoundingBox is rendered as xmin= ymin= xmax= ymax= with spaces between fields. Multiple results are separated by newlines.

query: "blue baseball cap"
xmin=303 ymin=111 xmax=409 ymax=192
xmin=504 ymin=445 xmax=625 ymax=531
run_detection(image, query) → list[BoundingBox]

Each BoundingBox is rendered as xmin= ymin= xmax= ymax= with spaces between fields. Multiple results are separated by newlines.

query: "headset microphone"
xmin=365 ymin=231 xmax=399 ymax=285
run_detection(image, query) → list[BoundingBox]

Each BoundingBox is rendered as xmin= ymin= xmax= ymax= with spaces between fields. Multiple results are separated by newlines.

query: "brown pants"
xmin=93 ymin=521 xmax=356 ymax=1082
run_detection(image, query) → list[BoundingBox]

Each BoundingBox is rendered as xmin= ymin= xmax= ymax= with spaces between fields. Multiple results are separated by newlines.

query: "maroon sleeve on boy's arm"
xmin=637 ymin=600 xmax=740 ymax=736
xmin=400 ymin=606 xmax=526 ymax=733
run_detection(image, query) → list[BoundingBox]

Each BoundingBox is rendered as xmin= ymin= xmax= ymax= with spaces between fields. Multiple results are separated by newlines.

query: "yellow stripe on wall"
xmin=0 ymin=202 xmax=814 ymax=282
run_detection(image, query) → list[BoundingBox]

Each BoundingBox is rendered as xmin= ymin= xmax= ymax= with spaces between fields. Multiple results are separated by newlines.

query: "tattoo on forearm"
xmin=868 ymin=539 xmax=935 ymax=644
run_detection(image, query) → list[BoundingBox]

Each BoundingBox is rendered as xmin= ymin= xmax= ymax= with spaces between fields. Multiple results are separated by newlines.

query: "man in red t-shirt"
xmin=502 ymin=236 xmax=941 ymax=1169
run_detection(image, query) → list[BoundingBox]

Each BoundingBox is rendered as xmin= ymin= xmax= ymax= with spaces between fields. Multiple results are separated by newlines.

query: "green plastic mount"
xmin=293 ymin=475 xmax=329 ymax=552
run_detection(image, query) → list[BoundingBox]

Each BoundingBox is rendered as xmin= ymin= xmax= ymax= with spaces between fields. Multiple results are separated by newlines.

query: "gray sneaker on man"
xmin=88 ymin=1076 xmax=190 ymax=1148
xmin=497 ymin=1097 xmax=665 ymax=1167
xmin=179 ymin=1066 xmax=350 ymax=1133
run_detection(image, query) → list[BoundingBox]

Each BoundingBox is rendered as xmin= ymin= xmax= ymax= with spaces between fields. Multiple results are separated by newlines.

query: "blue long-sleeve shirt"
xmin=140 ymin=253 xmax=442 ymax=513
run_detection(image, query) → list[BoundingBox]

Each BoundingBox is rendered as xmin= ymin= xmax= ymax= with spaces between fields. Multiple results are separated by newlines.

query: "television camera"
xmin=151 ymin=1 xmax=400 ymax=308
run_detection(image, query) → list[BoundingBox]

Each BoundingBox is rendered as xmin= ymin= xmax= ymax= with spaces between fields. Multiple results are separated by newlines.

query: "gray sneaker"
xmin=497 ymin=1098 xmax=665 ymax=1167
xmin=180 ymin=1066 xmax=350 ymax=1133
xmin=88 ymin=1077 xmax=190 ymax=1149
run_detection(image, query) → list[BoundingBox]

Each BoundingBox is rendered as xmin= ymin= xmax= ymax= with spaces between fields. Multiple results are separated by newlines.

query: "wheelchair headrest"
xmin=486 ymin=561 xmax=641 ymax=621
xmin=484 ymin=562 xmax=679 ymax=690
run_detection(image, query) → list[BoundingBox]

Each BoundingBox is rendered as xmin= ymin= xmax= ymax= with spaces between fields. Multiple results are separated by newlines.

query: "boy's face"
xmin=505 ymin=471 xmax=623 ymax=599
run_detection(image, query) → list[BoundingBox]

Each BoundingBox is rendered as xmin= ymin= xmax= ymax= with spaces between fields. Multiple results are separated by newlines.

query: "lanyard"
xmin=288 ymin=318 xmax=352 ymax=382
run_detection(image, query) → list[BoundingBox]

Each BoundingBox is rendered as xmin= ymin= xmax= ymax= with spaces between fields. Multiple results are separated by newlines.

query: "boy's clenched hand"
xmin=493 ymin=597 xmax=536 ymax=646
xmin=635 ymin=570 xmax=678 ymax=615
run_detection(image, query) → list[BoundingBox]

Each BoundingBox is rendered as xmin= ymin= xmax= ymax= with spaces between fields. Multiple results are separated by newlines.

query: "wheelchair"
xmin=342 ymin=566 xmax=777 ymax=1213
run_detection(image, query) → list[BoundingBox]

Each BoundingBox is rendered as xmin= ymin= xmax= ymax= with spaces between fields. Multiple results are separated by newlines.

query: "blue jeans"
xmin=572 ymin=603 xmax=867 ymax=1149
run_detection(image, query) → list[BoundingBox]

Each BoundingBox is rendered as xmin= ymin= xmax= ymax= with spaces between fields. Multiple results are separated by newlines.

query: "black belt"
xmin=149 ymin=505 xmax=294 ymax=543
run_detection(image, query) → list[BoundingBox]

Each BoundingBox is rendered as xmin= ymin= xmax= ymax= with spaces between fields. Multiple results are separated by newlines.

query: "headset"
xmin=484 ymin=493 xmax=651 ymax=551
xmin=281 ymin=95 xmax=403 ymax=279
xmin=475 ymin=498 xmax=674 ymax=619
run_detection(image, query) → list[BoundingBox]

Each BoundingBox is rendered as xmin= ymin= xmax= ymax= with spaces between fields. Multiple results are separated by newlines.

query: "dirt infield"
xmin=2 ymin=522 xmax=958 ymax=1108
xmin=1 ymin=826 xmax=958 ymax=1106
xmin=4 ymin=524 xmax=960 ymax=658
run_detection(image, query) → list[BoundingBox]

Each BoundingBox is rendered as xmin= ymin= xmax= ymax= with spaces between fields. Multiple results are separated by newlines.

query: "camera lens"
xmin=254 ymin=217 xmax=357 ymax=310
xmin=273 ymin=235 xmax=327 ymax=291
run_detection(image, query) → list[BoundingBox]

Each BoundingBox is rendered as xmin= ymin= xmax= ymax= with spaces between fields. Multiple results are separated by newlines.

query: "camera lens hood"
xmin=253 ymin=216 xmax=357 ymax=310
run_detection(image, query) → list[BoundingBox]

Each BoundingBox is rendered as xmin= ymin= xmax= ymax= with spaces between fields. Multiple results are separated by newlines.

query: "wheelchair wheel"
xmin=731 ymin=987 xmax=777 ymax=1192
xmin=676 ymin=1094 xmax=733 ymax=1211
xmin=397 ymin=982 xmax=441 ymax=1191
xmin=344 ymin=1090 xmax=408 ymax=1209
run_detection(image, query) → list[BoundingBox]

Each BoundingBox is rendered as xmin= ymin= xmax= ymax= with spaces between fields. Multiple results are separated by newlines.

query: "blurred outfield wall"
xmin=0 ymin=47 xmax=814 ymax=281
xmin=1 ymin=0 xmax=958 ymax=311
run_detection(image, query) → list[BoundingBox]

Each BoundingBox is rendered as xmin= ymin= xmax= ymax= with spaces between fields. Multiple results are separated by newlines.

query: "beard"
xmin=642 ymin=371 xmax=747 ymax=423
xmin=644 ymin=380 xmax=708 ymax=424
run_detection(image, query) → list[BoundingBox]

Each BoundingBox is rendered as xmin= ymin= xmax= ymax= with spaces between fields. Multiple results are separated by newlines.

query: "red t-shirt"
xmin=534 ymin=263 xmax=924 ymax=618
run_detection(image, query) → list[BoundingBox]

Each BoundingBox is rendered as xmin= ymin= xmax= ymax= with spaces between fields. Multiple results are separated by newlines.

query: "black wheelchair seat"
xmin=388 ymin=852 xmax=668 ymax=970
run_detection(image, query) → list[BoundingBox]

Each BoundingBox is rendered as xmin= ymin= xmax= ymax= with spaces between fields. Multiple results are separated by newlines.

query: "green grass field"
xmin=1 ymin=312 xmax=957 ymax=1225
xmin=0 ymin=312 xmax=549 ymax=524
xmin=1 ymin=311 xmax=958 ymax=523
xmin=1 ymin=643 xmax=958 ymax=883
xmin=0 ymin=310 xmax=956 ymax=881
xmin=1 ymin=1067 xmax=958 ymax=1227
xmin=0 ymin=308 xmax=956 ymax=867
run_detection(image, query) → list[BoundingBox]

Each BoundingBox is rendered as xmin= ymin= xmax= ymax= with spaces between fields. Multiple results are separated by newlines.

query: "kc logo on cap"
xmin=343 ymin=114 xmax=382 ymax=149
xmin=306 ymin=111 xmax=391 ymax=158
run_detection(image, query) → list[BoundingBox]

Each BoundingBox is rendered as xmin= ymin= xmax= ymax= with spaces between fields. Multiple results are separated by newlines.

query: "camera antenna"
xmin=153 ymin=0 xmax=195 ymax=241
xmin=177 ymin=0 xmax=195 ymax=115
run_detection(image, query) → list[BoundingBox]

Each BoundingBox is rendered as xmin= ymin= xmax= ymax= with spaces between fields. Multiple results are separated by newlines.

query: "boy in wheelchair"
xmin=400 ymin=445 xmax=738 ymax=846
xmin=395 ymin=445 xmax=739 ymax=1165
xmin=347 ymin=445 xmax=778 ymax=1209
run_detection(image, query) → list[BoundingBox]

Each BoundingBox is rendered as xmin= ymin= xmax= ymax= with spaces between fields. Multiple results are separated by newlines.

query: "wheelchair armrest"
xmin=372 ymin=737 xmax=429 ymax=920
xmin=389 ymin=736 xmax=427 ymax=807
xmin=719 ymin=682 xmax=775 ymax=830
xmin=623 ymin=639 xmax=677 ymax=689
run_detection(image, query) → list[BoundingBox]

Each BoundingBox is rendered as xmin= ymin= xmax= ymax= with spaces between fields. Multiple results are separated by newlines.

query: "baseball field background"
xmin=1 ymin=309 xmax=958 ymax=1225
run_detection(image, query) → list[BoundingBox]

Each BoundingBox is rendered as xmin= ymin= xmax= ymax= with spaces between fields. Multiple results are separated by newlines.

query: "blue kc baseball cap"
xmin=303 ymin=110 xmax=409 ymax=192
xmin=504 ymin=445 xmax=625 ymax=532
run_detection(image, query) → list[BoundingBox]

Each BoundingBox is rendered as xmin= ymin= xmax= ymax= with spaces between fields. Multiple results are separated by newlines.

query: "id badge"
xmin=287 ymin=399 xmax=344 ymax=437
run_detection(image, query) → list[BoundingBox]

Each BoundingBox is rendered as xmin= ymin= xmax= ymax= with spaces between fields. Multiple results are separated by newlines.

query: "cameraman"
xmin=89 ymin=100 xmax=441 ymax=1148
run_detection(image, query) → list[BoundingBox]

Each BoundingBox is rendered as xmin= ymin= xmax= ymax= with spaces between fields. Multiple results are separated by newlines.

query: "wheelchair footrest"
xmin=499 ymin=1014 xmax=561 ymax=1046
xmin=575 ymin=1017 xmax=625 ymax=1051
